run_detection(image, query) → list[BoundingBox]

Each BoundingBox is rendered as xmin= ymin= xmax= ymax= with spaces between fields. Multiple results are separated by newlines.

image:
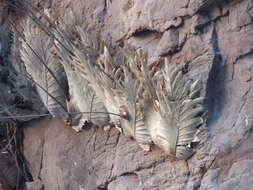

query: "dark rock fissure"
xmin=0 ymin=24 xmax=14 ymax=65
xmin=196 ymin=0 xmax=226 ymax=14
xmin=195 ymin=10 xmax=229 ymax=33
xmin=97 ymin=185 xmax=108 ymax=190
xmin=38 ymin=137 xmax=45 ymax=180
xmin=131 ymin=29 xmax=160 ymax=38
xmin=16 ymin=126 xmax=33 ymax=182
xmin=205 ymin=26 xmax=227 ymax=127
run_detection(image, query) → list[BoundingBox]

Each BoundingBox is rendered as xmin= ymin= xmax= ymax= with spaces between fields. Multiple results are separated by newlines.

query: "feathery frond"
xmin=20 ymin=19 xmax=69 ymax=120
xmin=145 ymin=58 xmax=205 ymax=160
xmin=55 ymin=11 xmax=110 ymax=130
xmin=119 ymin=64 xmax=153 ymax=149
xmin=96 ymin=47 xmax=154 ymax=149
xmin=74 ymin=42 xmax=153 ymax=149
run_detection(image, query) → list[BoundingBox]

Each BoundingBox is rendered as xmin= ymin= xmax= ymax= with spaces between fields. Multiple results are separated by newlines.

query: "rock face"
xmin=9 ymin=0 xmax=253 ymax=189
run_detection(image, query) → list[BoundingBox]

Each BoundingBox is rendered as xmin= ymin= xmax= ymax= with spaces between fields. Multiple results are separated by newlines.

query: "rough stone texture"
xmin=26 ymin=180 xmax=44 ymax=190
xmin=0 ymin=154 xmax=19 ymax=190
xmin=16 ymin=0 xmax=253 ymax=189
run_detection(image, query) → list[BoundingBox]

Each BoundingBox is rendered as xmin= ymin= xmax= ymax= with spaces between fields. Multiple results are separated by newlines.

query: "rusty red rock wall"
xmin=22 ymin=0 xmax=253 ymax=189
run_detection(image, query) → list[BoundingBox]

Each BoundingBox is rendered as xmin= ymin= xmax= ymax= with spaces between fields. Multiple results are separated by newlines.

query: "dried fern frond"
xmin=100 ymin=47 xmax=153 ymax=149
xmin=73 ymin=44 xmax=120 ymax=125
xmin=119 ymin=65 xmax=153 ymax=150
xmin=74 ymin=43 xmax=153 ymax=149
xmin=123 ymin=47 xmax=160 ymax=99
xmin=20 ymin=19 xmax=69 ymax=121
xmin=55 ymin=11 xmax=109 ymax=130
xmin=145 ymin=58 xmax=205 ymax=160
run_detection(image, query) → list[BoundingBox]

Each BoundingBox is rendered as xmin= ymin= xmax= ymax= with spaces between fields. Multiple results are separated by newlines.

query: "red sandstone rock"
xmin=0 ymin=0 xmax=252 ymax=189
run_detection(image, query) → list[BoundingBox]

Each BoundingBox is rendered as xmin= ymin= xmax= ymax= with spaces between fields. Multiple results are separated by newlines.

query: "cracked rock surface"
xmin=15 ymin=0 xmax=253 ymax=189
